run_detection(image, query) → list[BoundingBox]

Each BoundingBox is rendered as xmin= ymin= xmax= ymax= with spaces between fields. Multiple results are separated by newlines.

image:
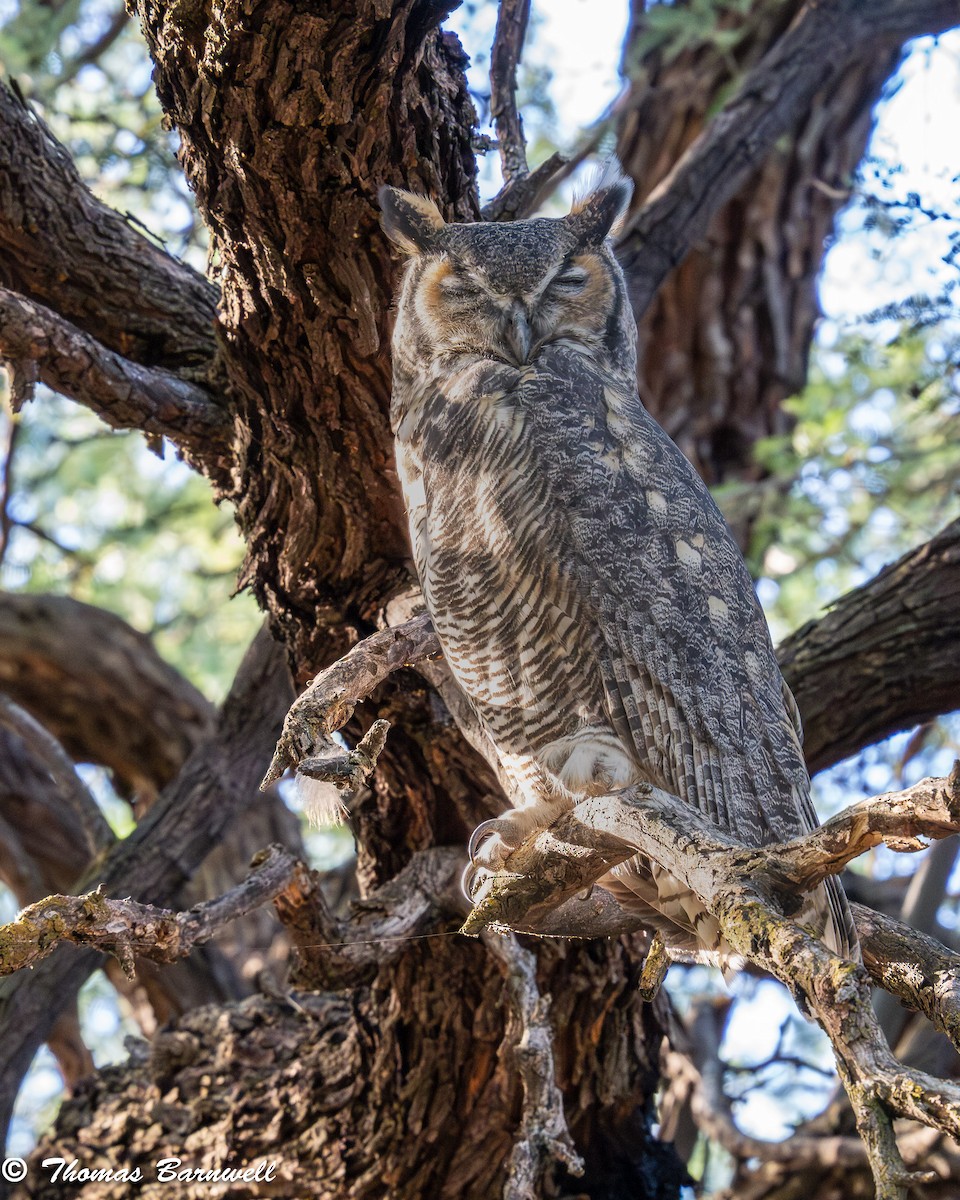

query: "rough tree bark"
xmin=0 ymin=0 xmax=959 ymax=1197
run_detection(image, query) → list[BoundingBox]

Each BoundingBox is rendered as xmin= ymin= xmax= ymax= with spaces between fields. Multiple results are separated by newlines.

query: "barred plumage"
xmin=380 ymin=181 xmax=857 ymax=963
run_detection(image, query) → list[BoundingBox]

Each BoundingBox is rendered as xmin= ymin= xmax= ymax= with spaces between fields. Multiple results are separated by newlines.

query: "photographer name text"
xmin=40 ymin=1157 xmax=278 ymax=1184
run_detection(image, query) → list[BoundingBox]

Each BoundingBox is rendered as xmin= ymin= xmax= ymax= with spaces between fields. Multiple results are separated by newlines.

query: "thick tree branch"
xmin=0 ymin=80 xmax=220 ymax=373
xmin=856 ymin=902 xmax=960 ymax=1052
xmin=0 ymin=845 xmax=298 ymax=977
xmin=617 ymin=0 xmax=960 ymax=318
xmin=0 ymin=625 xmax=294 ymax=1146
xmin=0 ymin=595 xmax=295 ymax=1034
xmin=0 ymin=592 xmax=215 ymax=804
xmin=0 ymin=289 xmax=231 ymax=465
xmin=0 ymin=695 xmax=114 ymax=857
xmin=0 ymin=721 xmax=265 ymax=1080
xmin=614 ymin=0 xmax=902 ymax=492
xmin=780 ymin=517 xmax=960 ymax=774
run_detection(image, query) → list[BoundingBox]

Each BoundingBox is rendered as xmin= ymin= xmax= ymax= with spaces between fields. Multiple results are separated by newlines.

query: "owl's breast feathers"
xmin=393 ymin=347 xmax=856 ymax=959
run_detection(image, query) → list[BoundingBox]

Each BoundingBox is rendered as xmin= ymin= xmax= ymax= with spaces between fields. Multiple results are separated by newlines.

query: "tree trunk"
xmin=18 ymin=939 xmax=686 ymax=1200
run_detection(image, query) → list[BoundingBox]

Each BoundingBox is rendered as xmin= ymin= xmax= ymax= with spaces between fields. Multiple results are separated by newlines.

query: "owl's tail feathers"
xmin=599 ymin=859 xmax=861 ymax=968
xmin=821 ymin=874 xmax=861 ymax=963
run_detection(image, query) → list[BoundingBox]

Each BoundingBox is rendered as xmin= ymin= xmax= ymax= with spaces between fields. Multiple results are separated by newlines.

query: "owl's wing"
xmin=526 ymin=351 xmax=810 ymax=847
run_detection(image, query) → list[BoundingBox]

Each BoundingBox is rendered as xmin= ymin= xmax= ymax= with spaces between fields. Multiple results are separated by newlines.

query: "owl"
xmin=379 ymin=179 xmax=857 ymax=963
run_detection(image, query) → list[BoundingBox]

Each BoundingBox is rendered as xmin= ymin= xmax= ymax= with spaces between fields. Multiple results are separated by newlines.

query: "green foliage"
xmin=728 ymin=328 xmax=960 ymax=640
xmin=625 ymin=0 xmax=757 ymax=73
xmin=0 ymin=0 xmax=82 ymax=77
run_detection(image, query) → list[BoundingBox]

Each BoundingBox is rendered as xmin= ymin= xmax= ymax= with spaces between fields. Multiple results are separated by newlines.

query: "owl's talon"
xmin=461 ymin=860 xmax=492 ymax=904
xmin=467 ymin=818 xmax=516 ymax=865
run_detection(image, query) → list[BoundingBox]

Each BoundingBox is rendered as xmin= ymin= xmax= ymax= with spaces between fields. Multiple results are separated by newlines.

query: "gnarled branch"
xmin=0 ymin=591 xmax=216 ymax=805
xmin=0 ymin=80 xmax=219 ymax=373
xmin=0 ymin=694 xmax=114 ymax=858
xmin=0 ymin=288 xmax=231 ymax=466
xmin=856 ymin=902 xmax=960 ymax=1053
xmin=0 ymin=845 xmax=298 ymax=977
xmin=459 ymin=770 xmax=960 ymax=1199
xmin=262 ymin=612 xmax=440 ymax=788
xmin=775 ymin=766 xmax=960 ymax=892
xmin=483 ymin=929 xmax=584 ymax=1197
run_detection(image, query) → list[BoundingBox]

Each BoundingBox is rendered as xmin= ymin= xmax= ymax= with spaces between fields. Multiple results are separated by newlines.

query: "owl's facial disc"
xmin=422 ymin=249 xmax=619 ymax=365
xmin=383 ymin=178 xmax=635 ymax=370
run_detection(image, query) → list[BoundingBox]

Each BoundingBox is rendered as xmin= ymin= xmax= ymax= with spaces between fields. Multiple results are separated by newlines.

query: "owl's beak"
xmin=503 ymin=302 xmax=532 ymax=364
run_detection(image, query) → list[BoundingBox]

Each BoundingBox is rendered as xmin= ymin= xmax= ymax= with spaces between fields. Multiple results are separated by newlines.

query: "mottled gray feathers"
xmin=384 ymin=184 xmax=857 ymax=963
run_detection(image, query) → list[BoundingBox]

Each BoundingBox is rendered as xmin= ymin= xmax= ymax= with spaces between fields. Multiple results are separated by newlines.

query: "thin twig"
xmin=662 ymin=1041 xmax=869 ymax=1170
xmin=481 ymin=85 xmax=630 ymax=222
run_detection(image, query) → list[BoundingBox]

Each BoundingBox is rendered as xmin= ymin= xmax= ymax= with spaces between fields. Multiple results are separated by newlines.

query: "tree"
xmin=0 ymin=1 xmax=959 ymax=1198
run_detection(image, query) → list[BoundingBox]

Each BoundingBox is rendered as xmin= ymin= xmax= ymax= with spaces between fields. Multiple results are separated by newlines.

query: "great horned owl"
xmin=380 ymin=179 xmax=857 ymax=962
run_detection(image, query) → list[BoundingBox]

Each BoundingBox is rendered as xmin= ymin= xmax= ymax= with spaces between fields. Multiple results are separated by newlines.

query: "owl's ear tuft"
xmin=566 ymin=175 xmax=633 ymax=245
xmin=379 ymin=187 xmax=446 ymax=255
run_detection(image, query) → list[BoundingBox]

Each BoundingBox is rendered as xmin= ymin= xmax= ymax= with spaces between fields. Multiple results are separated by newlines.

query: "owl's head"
xmin=380 ymin=178 xmax=636 ymax=378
